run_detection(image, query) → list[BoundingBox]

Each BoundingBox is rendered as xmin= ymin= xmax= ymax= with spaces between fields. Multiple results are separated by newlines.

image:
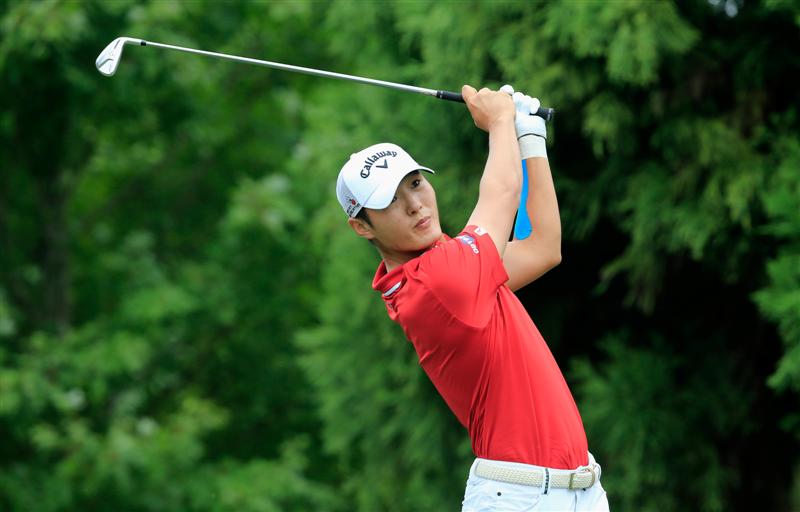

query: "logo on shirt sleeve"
xmin=474 ymin=226 xmax=487 ymax=236
xmin=456 ymin=234 xmax=479 ymax=254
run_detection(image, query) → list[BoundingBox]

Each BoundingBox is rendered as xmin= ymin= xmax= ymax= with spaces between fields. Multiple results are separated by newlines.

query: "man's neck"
xmin=381 ymin=250 xmax=423 ymax=273
xmin=379 ymin=235 xmax=447 ymax=272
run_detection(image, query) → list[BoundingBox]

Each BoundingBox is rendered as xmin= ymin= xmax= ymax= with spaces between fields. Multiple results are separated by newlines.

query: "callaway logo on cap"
xmin=336 ymin=142 xmax=434 ymax=217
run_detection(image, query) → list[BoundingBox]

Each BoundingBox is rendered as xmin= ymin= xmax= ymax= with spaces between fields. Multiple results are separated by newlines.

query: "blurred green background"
xmin=2 ymin=0 xmax=799 ymax=510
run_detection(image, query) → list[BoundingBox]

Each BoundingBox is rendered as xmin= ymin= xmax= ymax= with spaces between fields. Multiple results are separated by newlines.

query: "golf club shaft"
xmin=139 ymin=40 xmax=554 ymax=121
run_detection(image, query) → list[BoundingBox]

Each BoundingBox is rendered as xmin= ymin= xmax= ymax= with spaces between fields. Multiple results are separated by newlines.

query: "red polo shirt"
xmin=372 ymin=225 xmax=588 ymax=469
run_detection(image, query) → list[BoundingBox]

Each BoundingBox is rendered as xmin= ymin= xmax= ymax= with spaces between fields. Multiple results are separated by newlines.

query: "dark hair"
xmin=354 ymin=208 xmax=376 ymax=245
xmin=355 ymin=208 xmax=372 ymax=227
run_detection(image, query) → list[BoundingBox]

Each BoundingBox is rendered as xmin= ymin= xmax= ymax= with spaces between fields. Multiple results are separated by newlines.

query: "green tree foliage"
xmin=2 ymin=1 xmax=336 ymax=510
xmin=755 ymin=138 xmax=800 ymax=394
xmin=1 ymin=1 xmax=799 ymax=511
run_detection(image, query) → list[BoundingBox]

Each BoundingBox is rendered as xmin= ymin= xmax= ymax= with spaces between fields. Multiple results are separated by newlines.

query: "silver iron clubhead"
xmin=96 ymin=37 xmax=141 ymax=76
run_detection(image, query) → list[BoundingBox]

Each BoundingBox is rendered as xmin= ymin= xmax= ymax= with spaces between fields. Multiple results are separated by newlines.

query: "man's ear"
xmin=348 ymin=217 xmax=375 ymax=240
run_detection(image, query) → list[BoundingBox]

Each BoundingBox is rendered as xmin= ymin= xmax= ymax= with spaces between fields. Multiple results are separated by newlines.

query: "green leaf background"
xmin=1 ymin=1 xmax=799 ymax=510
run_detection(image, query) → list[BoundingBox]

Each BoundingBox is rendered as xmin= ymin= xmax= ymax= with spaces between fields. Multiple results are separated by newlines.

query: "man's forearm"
xmin=480 ymin=121 xmax=523 ymax=214
xmin=521 ymin=156 xmax=561 ymax=256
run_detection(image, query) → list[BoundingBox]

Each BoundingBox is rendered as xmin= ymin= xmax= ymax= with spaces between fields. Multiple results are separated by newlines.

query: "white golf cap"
xmin=336 ymin=142 xmax=434 ymax=217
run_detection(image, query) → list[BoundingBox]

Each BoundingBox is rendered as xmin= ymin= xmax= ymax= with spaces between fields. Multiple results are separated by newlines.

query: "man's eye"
xmin=411 ymin=179 xmax=421 ymax=187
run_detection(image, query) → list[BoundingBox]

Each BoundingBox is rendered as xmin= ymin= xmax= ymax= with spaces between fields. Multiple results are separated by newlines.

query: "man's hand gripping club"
xmin=499 ymin=84 xmax=548 ymax=160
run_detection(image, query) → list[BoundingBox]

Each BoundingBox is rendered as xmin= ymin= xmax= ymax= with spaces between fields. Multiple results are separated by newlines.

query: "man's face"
xmin=351 ymin=171 xmax=442 ymax=253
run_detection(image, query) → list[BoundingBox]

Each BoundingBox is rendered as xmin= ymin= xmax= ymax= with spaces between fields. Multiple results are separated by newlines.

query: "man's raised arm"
xmin=502 ymin=91 xmax=562 ymax=291
xmin=462 ymin=85 xmax=522 ymax=258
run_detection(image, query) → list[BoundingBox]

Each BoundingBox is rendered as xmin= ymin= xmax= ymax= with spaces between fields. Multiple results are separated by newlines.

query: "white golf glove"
xmin=500 ymin=84 xmax=547 ymax=159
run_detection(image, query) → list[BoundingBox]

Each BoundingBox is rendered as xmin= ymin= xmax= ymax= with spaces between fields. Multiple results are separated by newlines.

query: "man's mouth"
xmin=415 ymin=216 xmax=431 ymax=229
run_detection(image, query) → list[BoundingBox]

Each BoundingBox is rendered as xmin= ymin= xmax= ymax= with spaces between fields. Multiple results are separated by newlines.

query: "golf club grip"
xmin=436 ymin=90 xmax=554 ymax=121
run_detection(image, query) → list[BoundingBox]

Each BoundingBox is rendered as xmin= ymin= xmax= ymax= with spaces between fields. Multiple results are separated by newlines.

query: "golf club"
xmin=96 ymin=36 xmax=542 ymax=240
xmin=95 ymin=37 xmax=555 ymax=121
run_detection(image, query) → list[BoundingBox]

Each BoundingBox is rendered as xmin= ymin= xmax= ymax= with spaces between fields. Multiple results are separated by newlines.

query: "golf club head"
xmin=96 ymin=37 xmax=141 ymax=76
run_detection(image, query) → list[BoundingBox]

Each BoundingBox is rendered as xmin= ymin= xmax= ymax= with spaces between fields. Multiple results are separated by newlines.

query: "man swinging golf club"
xmin=336 ymin=84 xmax=609 ymax=511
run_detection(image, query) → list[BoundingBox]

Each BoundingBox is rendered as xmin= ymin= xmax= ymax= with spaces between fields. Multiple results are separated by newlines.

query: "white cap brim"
xmin=362 ymin=166 xmax=435 ymax=210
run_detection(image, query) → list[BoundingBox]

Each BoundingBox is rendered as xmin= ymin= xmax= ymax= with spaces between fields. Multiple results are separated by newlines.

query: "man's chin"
xmin=398 ymin=225 xmax=442 ymax=253
xmin=420 ymin=227 xmax=443 ymax=249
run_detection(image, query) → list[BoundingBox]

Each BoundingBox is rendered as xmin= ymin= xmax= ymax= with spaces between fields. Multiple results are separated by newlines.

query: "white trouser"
xmin=461 ymin=453 xmax=609 ymax=512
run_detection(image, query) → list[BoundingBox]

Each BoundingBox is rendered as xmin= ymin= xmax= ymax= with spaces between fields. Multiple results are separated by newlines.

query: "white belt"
xmin=474 ymin=459 xmax=599 ymax=490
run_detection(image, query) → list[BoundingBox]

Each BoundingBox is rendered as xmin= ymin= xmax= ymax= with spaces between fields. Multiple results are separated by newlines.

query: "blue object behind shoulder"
xmin=513 ymin=159 xmax=532 ymax=240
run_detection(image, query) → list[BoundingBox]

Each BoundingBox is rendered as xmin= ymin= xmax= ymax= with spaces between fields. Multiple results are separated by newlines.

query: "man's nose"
xmin=407 ymin=196 xmax=422 ymax=215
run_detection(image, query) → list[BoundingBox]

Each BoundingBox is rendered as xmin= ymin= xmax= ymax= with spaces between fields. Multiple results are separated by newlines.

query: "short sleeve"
xmin=415 ymin=225 xmax=509 ymax=327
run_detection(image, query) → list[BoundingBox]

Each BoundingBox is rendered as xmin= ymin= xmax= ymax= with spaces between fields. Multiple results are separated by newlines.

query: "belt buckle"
xmin=568 ymin=467 xmax=596 ymax=490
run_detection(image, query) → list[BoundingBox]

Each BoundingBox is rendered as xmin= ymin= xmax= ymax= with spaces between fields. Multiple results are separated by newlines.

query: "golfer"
xmin=336 ymin=85 xmax=609 ymax=511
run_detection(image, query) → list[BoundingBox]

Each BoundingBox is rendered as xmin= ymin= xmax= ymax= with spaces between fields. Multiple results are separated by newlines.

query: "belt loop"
xmin=471 ymin=459 xmax=480 ymax=478
xmin=543 ymin=467 xmax=550 ymax=495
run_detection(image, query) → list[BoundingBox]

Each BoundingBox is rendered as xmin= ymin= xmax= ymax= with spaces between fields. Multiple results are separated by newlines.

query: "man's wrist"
xmin=488 ymin=116 xmax=515 ymax=132
xmin=519 ymin=134 xmax=547 ymax=159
